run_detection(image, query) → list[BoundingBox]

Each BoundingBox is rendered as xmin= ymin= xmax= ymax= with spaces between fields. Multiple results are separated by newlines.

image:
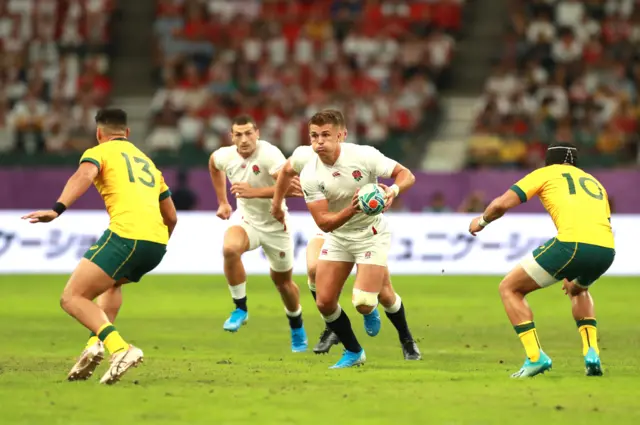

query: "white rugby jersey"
xmin=300 ymin=143 xmax=397 ymax=240
xmin=214 ymin=139 xmax=288 ymax=232
xmin=290 ymin=145 xmax=315 ymax=174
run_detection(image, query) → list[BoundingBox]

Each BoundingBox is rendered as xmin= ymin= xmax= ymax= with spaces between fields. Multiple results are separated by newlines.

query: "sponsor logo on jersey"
xmin=252 ymin=165 xmax=260 ymax=175
xmin=352 ymin=170 xmax=363 ymax=181
xmin=332 ymin=171 xmax=341 ymax=177
xmin=279 ymin=251 xmax=285 ymax=258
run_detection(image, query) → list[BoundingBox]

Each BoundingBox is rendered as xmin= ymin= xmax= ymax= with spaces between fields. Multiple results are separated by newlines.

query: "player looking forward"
xmin=290 ymin=109 xmax=420 ymax=360
xmin=209 ymin=114 xmax=308 ymax=352
xmin=272 ymin=111 xmax=417 ymax=368
xmin=22 ymin=109 xmax=178 ymax=384
xmin=469 ymin=143 xmax=615 ymax=378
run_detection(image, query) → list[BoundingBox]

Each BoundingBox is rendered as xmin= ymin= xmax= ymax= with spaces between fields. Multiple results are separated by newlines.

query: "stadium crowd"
xmin=469 ymin=0 xmax=640 ymax=169
xmin=148 ymin=0 xmax=465 ymax=160
xmin=0 ymin=0 xmax=116 ymax=154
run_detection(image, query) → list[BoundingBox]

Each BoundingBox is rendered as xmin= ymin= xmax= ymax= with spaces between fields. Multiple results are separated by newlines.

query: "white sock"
xmin=308 ymin=279 xmax=316 ymax=292
xmin=384 ymin=293 xmax=402 ymax=314
xmin=322 ymin=305 xmax=342 ymax=323
xmin=228 ymin=282 xmax=246 ymax=299
xmin=285 ymin=305 xmax=302 ymax=317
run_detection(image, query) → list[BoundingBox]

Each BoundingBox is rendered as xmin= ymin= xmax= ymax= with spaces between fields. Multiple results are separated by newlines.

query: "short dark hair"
xmin=95 ymin=108 xmax=127 ymax=128
xmin=309 ymin=111 xmax=341 ymax=128
xmin=545 ymin=142 xmax=578 ymax=166
xmin=322 ymin=109 xmax=345 ymax=129
xmin=231 ymin=114 xmax=257 ymax=129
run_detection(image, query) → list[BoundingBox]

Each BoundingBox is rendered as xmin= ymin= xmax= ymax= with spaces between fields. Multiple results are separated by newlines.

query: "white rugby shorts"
xmin=240 ymin=222 xmax=294 ymax=272
xmin=318 ymin=229 xmax=391 ymax=267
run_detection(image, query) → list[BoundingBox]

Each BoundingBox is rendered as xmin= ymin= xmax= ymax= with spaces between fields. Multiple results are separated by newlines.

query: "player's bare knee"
xmin=307 ymin=264 xmax=317 ymax=283
xmin=222 ymin=243 xmax=243 ymax=259
xmin=316 ymin=297 xmax=338 ymax=316
xmin=498 ymin=279 xmax=515 ymax=299
xmin=59 ymin=290 xmax=74 ymax=313
xmin=352 ymin=289 xmax=378 ymax=315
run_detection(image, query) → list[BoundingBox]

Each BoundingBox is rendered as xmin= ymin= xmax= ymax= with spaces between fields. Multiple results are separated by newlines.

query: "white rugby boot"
xmin=67 ymin=341 xmax=105 ymax=381
xmin=99 ymin=345 xmax=144 ymax=385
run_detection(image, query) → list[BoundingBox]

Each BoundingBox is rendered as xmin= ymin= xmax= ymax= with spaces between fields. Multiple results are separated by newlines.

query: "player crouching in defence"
xmin=22 ymin=109 xmax=178 ymax=384
xmin=209 ymin=115 xmax=308 ymax=352
xmin=272 ymin=111 xmax=420 ymax=368
xmin=469 ymin=143 xmax=615 ymax=378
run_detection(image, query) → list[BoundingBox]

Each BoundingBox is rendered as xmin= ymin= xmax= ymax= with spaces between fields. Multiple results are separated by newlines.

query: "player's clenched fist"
xmin=270 ymin=203 xmax=285 ymax=224
xmin=468 ymin=216 xmax=485 ymax=236
xmin=216 ymin=202 xmax=232 ymax=220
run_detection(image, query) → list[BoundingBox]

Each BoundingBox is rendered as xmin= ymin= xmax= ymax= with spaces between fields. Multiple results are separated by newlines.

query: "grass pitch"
xmin=0 ymin=275 xmax=639 ymax=425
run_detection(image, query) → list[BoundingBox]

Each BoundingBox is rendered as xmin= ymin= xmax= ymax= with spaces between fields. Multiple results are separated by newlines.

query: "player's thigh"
xmin=223 ymin=224 xmax=252 ymax=255
xmin=354 ymin=264 xmax=387 ymax=293
xmin=316 ymin=259 xmax=354 ymax=303
xmin=64 ymin=258 xmax=116 ymax=301
xmin=124 ymin=240 xmax=168 ymax=283
xmin=83 ymin=230 xmax=140 ymax=285
xmin=306 ymin=234 xmax=325 ymax=278
xmin=261 ymin=229 xmax=295 ymax=274
xmin=500 ymin=263 xmax=541 ymax=297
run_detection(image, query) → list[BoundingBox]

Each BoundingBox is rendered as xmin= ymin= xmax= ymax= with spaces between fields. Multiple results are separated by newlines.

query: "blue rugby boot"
xmin=584 ymin=347 xmax=603 ymax=376
xmin=291 ymin=327 xmax=308 ymax=353
xmin=511 ymin=350 xmax=552 ymax=378
xmin=223 ymin=308 xmax=248 ymax=332
xmin=363 ymin=309 xmax=381 ymax=336
xmin=329 ymin=349 xmax=366 ymax=369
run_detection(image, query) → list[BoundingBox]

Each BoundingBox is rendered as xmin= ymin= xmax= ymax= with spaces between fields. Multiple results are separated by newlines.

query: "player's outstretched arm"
xmin=230 ymin=174 xmax=302 ymax=199
xmin=306 ymin=196 xmax=359 ymax=233
xmin=469 ymin=189 xmax=522 ymax=236
xmin=160 ymin=196 xmax=178 ymax=238
xmin=22 ymin=162 xmax=98 ymax=223
xmin=209 ymin=152 xmax=232 ymax=220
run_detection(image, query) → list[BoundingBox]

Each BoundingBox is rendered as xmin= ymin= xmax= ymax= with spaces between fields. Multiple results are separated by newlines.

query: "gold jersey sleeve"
xmin=80 ymin=140 xmax=171 ymax=244
xmin=510 ymin=164 xmax=614 ymax=248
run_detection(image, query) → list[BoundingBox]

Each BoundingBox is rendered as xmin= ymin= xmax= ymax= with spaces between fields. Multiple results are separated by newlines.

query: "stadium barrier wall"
xmin=3 ymin=169 xmax=640 ymax=212
xmin=0 ymin=211 xmax=637 ymax=275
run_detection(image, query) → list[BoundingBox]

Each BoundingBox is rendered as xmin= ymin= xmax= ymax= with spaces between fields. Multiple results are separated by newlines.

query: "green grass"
xmin=1 ymin=275 xmax=639 ymax=425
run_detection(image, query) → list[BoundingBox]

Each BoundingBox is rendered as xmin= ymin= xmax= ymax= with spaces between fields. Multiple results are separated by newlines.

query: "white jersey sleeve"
xmin=290 ymin=145 xmax=315 ymax=174
xmin=362 ymin=145 xmax=397 ymax=178
xmin=262 ymin=143 xmax=287 ymax=176
xmin=212 ymin=146 xmax=234 ymax=172
xmin=301 ymin=172 xmax=326 ymax=203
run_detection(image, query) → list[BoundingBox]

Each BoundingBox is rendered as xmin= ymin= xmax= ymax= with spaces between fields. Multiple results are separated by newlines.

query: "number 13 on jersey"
xmin=122 ymin=152 xmax=156 ymax=188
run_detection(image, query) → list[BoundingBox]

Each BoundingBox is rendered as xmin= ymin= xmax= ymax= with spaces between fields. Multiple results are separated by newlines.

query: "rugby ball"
xmin=357 ymin=183 xmax=386 ymax=216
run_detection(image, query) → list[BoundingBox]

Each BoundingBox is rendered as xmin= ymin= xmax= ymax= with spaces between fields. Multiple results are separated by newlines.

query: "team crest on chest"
xmin=332 ymin=171 xmax=341 ymax=177
xmin=252 ymin=164 xmax=261 ymax=175
xmin=352 ymin=170 xmax=363 ymax=181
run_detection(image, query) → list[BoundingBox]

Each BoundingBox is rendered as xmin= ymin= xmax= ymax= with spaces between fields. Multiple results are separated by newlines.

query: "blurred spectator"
xmin=172 ymin=170 xmax=198 ymax=211
xmin=469 ymin=0 xmax=640 ymax=169
xmin=424 ymin=191 xmax=453 ymax=213
xmin=458 ymin=191 xmax=487 ymax=213
xmin=147 ymin=0 xmax=465 ymax=161
xmin=1 ymin=0 xmax=116 ymax=155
